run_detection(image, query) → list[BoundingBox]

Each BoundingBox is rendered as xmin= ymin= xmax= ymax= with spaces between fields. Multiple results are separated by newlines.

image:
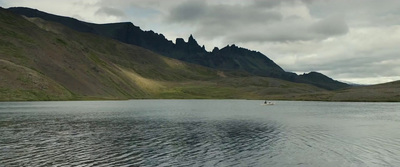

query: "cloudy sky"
xmin=1 ymin=0 xmax=400 ymax=84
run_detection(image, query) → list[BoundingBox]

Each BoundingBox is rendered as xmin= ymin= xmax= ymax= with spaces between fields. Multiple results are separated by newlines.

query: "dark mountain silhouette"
xmin=8 ymin=7 xmax=349 ymax=90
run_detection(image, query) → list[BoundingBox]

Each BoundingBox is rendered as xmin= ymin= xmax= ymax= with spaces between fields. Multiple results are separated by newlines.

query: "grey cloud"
xmin=226 ymin=16 xmax=348 ymax=43
xmin=167 ymin=0 xmax=349 ymax=43
xmin=252 ymin=0 xmax=314 ymax=9
xmin=310 ymin=15 xmax=348 ymax=36
xmin=167 ymin=0 xmax=206 ymax=22
xmin=210 ymin=6 xmax=282 ymax=24
xmin=167 ymin=0 xmax=281 ymax=24
xmin=167 ymin=0 xmax=282 ymax=41
xmin=252 ymin=0 xmax=282 ymax=9
xmin=306 ymin=0 xmax=400 ymax=27
xmin=96 ymin=7 xmax=125 ymax=17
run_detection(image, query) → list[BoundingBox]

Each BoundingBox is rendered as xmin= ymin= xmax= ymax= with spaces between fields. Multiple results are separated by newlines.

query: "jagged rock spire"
xmin=188 ymin=34 xmax=198 ymax=45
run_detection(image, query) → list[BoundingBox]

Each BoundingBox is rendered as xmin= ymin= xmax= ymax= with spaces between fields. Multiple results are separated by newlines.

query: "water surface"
xmin=1 ymin=100 xmax=400 ymax=166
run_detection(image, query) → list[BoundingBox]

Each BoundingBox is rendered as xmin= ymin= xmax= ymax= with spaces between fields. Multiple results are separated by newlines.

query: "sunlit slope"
xmin=0 ymin=7 xmax=326 ymax=100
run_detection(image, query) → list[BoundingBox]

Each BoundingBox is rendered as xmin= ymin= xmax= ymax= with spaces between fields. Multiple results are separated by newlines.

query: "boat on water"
xmin=262 ymin=101 xmax=275 ymax=105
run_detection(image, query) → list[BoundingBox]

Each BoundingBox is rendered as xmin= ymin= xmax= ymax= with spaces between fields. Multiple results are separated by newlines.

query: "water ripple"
xmin=1 ymin=100 xmax=400 ymax=166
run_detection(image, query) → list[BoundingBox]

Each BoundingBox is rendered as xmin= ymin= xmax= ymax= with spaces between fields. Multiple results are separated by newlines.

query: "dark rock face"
xmin=8 ymin=7 xmax=349 ymax=90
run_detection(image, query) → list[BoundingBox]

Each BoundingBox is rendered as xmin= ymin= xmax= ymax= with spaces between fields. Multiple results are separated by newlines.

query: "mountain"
xmin=1 ymin=6 xmax=328 ymax=101
xmin=8 ymin=7 xmax=349 ymax=90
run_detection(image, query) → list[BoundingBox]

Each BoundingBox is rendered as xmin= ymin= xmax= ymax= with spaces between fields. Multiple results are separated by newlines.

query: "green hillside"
xmin=0 ymin=7 xmax=327 ymax=101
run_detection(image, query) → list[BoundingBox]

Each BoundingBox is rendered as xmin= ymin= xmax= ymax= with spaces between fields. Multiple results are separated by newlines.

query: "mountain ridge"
xmin=8 ymin=7 xmax=349 ymax=90
xmin=1 ymin=6 xmax=330 ymax=101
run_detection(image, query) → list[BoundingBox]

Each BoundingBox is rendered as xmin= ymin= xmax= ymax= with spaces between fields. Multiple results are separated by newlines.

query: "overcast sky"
xmin=1 ymin=0 xmax=400 ymax=84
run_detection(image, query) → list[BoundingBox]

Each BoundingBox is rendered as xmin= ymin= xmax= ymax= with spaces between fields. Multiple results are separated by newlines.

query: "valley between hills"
xmin=1 ymin=7 xmax=399 ymax=102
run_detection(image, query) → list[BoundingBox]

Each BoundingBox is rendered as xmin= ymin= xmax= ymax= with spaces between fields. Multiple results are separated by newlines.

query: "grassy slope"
xmin=0 ymin=59 xmax=72 ymax=100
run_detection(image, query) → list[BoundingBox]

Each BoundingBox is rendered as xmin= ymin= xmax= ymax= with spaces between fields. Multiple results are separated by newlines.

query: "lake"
xmin=1 ymin=100 xmax=400 ymax=166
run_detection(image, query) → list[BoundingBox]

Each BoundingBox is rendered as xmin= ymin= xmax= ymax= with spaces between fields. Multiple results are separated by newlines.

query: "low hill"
xmin=330 ymin=81 xmax=400 ymax=102
xmin=0 ymin=7 xmax=326 ymax=101
xmin=8 ymin=7 xmax=349 ymax=90
xmin=282 ymin=81 xmax=400 ymax=102
xmin=296 ymin=72 xmax=350 ymax=90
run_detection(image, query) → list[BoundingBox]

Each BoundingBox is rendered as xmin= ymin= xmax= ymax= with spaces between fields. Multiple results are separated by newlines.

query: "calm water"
xmin=1 ymin=100 xmax=400 ymax=166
